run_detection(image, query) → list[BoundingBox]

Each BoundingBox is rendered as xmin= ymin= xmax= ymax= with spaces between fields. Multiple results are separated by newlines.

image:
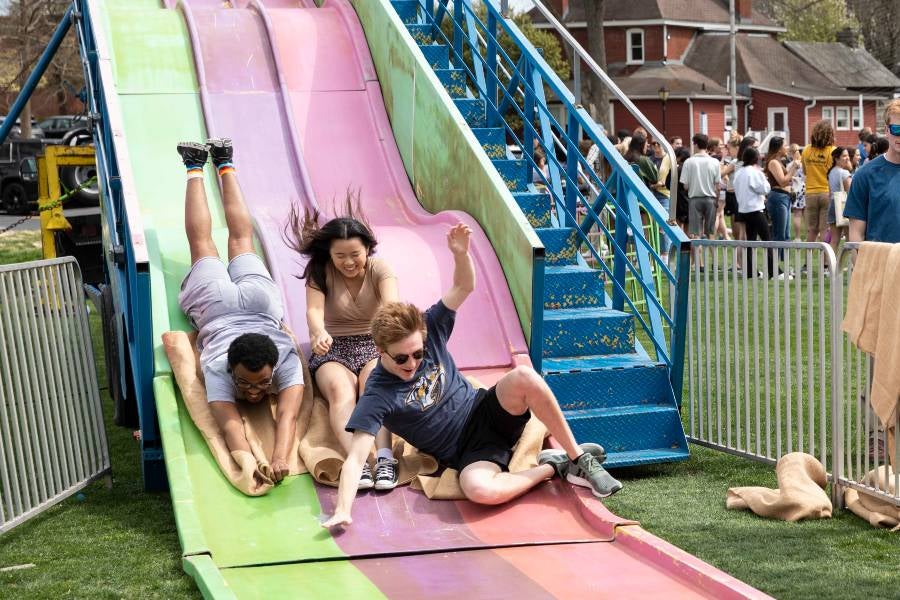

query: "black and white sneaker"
xmin=176 ymin=141 xmax=208 ymax=169
xmin=374 ymin=457 xmax=399 ymax=490
xmin=206 ymin=137 xmax=233 ymax=168
xmin=358 ymin=463 xmax=374 ymax=490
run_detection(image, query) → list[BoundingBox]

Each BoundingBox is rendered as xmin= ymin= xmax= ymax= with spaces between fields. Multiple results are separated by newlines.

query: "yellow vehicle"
xmin=38 ymin=145 xmax=103 ymax=285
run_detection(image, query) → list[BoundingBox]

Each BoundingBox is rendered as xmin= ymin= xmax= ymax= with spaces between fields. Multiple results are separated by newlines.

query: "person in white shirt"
xmin=732 ymin=146 xmax=778 ymax=278
xmin=679 ymin=133 xmax=722 ymax=241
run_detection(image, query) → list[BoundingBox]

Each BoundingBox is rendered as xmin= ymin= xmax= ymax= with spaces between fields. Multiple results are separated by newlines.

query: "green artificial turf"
xmin=1 ymin=233 xmax=897 ymax=599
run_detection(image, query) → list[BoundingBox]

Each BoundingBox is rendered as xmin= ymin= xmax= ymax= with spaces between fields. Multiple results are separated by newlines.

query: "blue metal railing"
xmin=413 ymin=0 xmax=690 ymax=393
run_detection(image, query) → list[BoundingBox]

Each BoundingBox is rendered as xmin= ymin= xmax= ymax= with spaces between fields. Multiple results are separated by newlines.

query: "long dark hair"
xmin=282 ymin=190 xmax=378 ymax=294
xmin=624 ymin=134 xmax=647 ymax=164
xmin=737 ymin=136 xmax=757 ymax=163
xmin=827 ymin=146 xmax=847 ymax=179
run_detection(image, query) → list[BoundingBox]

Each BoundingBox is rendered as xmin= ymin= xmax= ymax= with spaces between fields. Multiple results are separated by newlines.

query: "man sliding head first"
xmin=176 ymin=138 xmax=303 ymax=483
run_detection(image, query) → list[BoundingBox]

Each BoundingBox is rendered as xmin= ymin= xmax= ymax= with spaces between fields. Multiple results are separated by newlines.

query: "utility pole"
xmin=729 ymin=0 xmax=738 ymax=135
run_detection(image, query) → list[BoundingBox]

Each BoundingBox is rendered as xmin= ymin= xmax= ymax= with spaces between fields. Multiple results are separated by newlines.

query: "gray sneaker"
xmin=568 ymin=453 xmax=622 ymax=498
xmin=358 ymin=463 xmax=374 ymax=490
xmin=538 ymin=442 xmax=607 ymax=479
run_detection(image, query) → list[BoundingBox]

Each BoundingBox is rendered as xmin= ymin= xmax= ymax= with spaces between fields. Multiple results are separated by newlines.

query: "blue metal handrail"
xmin=417 ymin=0 xmax=690 ymax=382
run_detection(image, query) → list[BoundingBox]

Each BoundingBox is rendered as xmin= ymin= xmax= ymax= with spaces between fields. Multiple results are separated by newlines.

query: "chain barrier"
xmin=0 ymin=176 xmax=98 ymax=236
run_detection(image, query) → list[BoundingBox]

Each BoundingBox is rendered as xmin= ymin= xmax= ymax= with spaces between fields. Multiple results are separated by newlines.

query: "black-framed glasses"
xmin=229 ymin=366 xmax=276 ymax=392
xmin=386 ymin=348 xmax=425 ymax=365
xmin=888 ymin=123 xmax=900 ymax=136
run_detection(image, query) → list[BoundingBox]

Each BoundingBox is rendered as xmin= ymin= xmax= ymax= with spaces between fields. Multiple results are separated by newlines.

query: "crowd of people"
xmin=173 ymin=137 xmax=621 ymax=530
xmin=602 ymin=98 xmax=900 ymax=274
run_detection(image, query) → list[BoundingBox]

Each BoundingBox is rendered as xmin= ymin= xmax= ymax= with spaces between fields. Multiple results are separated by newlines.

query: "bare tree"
xmin=847 ymin=0 xmax=900 ymax=76
xmin=583 ymin=0 xmax=611 ymax=131
xmin=1 ymin=0 xmax=83 ymax=131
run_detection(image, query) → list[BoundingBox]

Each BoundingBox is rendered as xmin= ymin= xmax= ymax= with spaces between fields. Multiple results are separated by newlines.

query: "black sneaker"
xmin=206 ymin=137 xmax=233 ymax=168
xmin=358 ymin=463 xmax=374 ymax=490
xmin=374 ymin=457 xmax=399 ymax=490
xmin=176 ymin=141 xmax=208 ymax=169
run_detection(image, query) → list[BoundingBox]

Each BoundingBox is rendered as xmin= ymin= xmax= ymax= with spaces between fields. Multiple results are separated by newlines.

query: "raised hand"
xmin=447 ymin=223 xmax=472 ymax=256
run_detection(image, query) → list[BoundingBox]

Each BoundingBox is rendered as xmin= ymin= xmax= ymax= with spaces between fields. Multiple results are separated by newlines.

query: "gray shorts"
xmin=688 ymin=196 xmax=716 ymax=237
xmin=178 ymin=253 xmax=283 ymax=330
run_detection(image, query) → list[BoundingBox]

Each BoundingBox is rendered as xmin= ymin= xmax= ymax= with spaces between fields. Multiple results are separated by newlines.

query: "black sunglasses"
xmin=387 ymin=348 xmax=425 ymax=365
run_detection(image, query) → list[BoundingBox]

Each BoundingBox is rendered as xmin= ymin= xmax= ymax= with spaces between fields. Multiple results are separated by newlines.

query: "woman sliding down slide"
xmin=176 ymin=138 xmax=304 ymax=484
xmin=284 ymin=201 xmax=400 ymax=491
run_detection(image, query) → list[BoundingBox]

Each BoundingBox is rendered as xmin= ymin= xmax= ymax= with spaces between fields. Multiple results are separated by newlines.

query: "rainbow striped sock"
xmin=216 ymin=162 xmax=235 ymax=176
xmin=186 ymin=166 xmax=204 ymax=180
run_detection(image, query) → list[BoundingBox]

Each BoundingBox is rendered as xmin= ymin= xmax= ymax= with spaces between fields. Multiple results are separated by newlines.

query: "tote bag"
xmin=833 ymin=190 xmax=849 ymax=227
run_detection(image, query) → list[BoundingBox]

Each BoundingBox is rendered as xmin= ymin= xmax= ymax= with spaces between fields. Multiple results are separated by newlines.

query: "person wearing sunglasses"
xmin=322 ymin=223 xmax=619 ymax=529
xmin=844 ymin=99 xmax=900 ymax=244
xmin=283 ymin=199 xmax=400 ymax=491
xmin=176 ymin=138 xmax=304 ymax=484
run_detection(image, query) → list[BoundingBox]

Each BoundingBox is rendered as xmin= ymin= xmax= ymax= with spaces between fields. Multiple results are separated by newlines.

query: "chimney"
xmin=735 ymin=0 xmax=752 ymax=20
xmin=836 ymin=27 xmax=858 ymax=48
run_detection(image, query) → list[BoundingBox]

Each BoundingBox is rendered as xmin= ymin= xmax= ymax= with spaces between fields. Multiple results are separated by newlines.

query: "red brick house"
xmin=530 ymin=0 xmax=900 ymax=146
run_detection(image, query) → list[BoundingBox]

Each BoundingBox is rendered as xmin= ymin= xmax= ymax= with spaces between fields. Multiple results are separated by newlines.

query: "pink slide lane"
xmin=261 ymin=0 xmax=528 ymax=372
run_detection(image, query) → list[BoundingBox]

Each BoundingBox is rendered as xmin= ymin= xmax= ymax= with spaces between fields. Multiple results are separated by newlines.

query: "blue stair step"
xmin=406 ymin=24 xmax=434 ymax=45
xmin=434 ymin=68 xmax=467 ymax=98
xmin=544 ymin=264 xmax=605 ymax=310
xmin=542 ymin=307 xmax=634 ymax=357
xmin=564 ymin=405 xmax=689 ymax=458
xmin=513 ymin=192 xmax=552 ymax=228
xmin=604 ymin=447 xmax=691 ymax=469
xmin=419 ymin=43 xmax=449 ymax=69
xmin=391 ymin=0 xmax=420 ymax=24
xmin=472 ymin=127 xmax=506 ymax=159
xmin=491 ymin=159 xmax=528 ymax=192
xmin=453 ymin=98 xmax=486 ymax=128
xmin=536 ymin=227 xmax=578 ymax=265
xmin=542 ymin=351 xmax=653 ymax=374
xmin=544 ymin=360 xmax=672 ymax=411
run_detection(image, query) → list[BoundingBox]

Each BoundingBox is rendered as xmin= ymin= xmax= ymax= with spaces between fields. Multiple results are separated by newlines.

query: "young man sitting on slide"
xmin=322 ymin=223 xmax=621 ymax=528
xmin=176 ymin=138 xmax=304 ymax=483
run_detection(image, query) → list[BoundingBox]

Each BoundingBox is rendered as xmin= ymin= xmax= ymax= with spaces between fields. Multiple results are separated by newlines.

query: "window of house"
xmin=626 ymin=29 xmax=644 ymax=64
xmin=821 ymin=106 xmax=834 ymax=125
xmin=836 ymin=107 xmax=850 ymax=130
xmin=852 ymin=107 xmax=862 ymax=130
xmin=724 ymin=105 xmax=736 ymax=131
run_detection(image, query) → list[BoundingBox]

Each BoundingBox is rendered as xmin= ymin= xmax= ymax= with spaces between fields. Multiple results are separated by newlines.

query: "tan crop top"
xmin=309 ymin=257 xmax=395 ymax=337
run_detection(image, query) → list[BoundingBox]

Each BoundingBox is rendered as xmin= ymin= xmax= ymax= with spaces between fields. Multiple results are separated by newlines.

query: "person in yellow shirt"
xmin=801 ymin=120 xmax=835 ymax=244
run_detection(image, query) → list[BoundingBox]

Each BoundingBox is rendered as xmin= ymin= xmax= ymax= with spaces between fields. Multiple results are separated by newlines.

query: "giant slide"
xmin=88 ymin=0 xmax=766 ymax=596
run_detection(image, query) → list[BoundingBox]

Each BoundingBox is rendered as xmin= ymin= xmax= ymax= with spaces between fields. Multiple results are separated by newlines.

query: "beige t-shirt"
xmin=310 ymin=257 xmax=395 ymax=337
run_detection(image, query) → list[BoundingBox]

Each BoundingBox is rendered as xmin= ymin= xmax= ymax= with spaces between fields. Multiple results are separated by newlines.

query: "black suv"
xmin=0 ymin=139 xmax=43 ymax=214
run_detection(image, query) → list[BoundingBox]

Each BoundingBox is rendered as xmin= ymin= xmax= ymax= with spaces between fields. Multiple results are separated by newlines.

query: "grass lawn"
xmin=1 ymin=232 xmax=897 ymax=599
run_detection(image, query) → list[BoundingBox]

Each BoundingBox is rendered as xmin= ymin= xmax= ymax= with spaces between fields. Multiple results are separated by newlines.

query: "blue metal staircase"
xmin=389 ymin=0 xmax=690 ymax=467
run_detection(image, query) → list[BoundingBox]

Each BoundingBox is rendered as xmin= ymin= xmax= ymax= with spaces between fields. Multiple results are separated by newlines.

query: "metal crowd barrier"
xmin=0 ymin=257 xmax=110 ymax=533
xmin=684 ymin=241 xmax=836 ymax=477
xmin=833 ymin=243 xmax=899 ymax=508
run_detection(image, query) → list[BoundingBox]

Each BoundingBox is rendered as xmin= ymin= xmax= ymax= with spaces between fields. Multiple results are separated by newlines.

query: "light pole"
xmin=658 ymin=86 xmax=670 ymax=137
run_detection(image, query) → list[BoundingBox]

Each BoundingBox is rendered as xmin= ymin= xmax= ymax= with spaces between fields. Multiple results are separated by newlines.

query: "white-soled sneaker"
xmin=358 ymin=463 xmax=374 ymax=490
xmin=374 ymin=457 xmax=399 ymax=490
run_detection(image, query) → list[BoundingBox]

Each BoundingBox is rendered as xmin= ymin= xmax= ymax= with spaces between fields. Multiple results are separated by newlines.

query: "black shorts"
xmin=450 ymin=386 xmax=530 ymax=472
xmin=724 ymin=191 xmax=739 ymax=216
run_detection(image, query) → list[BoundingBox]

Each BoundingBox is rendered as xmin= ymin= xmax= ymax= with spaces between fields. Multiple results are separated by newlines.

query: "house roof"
xmin=607 ymin=62 xmax=746 ymax=99
xmin=684 ymin=33 xmax=858 ymax=100
xmin=528 ymin=0 xmax=781 ymax=30
xmin=783 ymin=41 xmax=900 ymax=91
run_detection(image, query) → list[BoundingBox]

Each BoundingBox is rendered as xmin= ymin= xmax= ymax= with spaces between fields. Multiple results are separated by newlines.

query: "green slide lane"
xmin=93 ymin=0 xmax=376 ymax=592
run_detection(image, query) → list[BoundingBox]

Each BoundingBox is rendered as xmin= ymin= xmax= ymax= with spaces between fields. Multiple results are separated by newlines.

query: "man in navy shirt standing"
xmin=845 ymin=99 xmax=900 ymax=243
xmin=322 ymin=224 xmax=620 ymax=528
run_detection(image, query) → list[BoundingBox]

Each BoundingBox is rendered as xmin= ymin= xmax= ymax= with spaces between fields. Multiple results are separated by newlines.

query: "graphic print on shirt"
xmin=405 ymin=362 xmax=446 ymax=411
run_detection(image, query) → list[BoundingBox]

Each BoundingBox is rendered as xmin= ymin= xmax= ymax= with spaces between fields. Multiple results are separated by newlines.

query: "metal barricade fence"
xmin=0 ymin=257 xmax=110 ymax=533
xmin=684 ymin=241 xmax=836 ymax=479
xmin=833 ymin=243 xmax=899 ymax=507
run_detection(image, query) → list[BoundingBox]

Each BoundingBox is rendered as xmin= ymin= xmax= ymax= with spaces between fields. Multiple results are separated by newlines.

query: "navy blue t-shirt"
xmin=346 ymin=300 xmax=479 ymax=464
xmin=843 ymin=155 xmax=900 ymax=243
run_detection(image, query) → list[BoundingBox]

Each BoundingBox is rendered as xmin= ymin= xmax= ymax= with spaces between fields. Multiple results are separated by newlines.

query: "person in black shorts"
xmin=321 ymin=224 xmax=619 ymax=529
